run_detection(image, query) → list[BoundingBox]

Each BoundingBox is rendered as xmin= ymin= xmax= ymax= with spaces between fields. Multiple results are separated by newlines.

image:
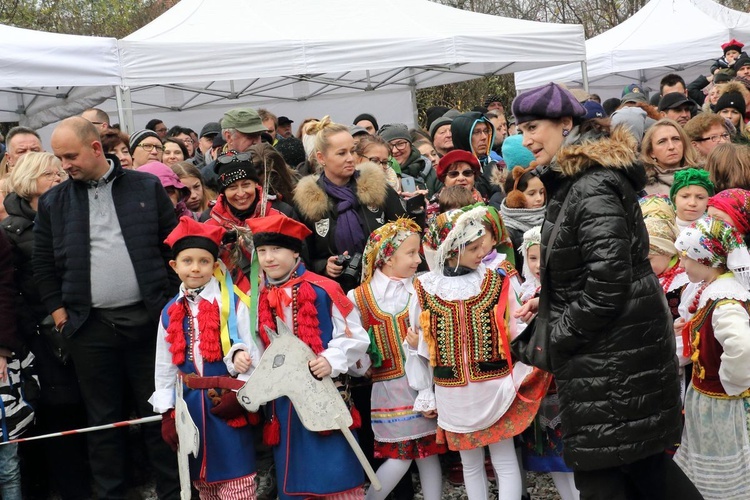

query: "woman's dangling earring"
xmin=562 ymin=129 xmax=570 ymax=137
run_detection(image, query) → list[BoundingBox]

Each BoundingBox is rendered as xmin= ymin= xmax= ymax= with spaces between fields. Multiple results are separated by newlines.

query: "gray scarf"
xmin=500 ymin=200 xmax=545 ymax=232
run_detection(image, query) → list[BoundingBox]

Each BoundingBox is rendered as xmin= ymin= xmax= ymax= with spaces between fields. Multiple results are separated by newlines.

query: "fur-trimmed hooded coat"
xmin=293 ymin=162 xmax=409 ymax=289
xmin=514 ymin=126 xmax=682 ymax=471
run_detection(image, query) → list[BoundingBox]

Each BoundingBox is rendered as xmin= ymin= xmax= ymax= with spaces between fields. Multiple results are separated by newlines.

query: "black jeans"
xmin=573 ymin=452 xmax=704 ymax=500
xmin=68 ymin=313 xmax=179 ymax=500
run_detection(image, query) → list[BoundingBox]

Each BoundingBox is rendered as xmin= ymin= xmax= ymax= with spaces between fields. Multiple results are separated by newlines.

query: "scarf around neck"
xmin=500 ymin=201 xmax=546 ymax=232
xmin=321 ymin=172 xmax=366 ymax=255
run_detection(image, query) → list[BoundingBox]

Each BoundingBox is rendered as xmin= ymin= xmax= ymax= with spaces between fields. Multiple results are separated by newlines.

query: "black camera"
xmin=335 ymin=252 xmax=363 ymax=290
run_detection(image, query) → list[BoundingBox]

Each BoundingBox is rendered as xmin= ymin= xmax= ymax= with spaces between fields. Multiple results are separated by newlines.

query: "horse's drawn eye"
xmin=272 ymin=354 xmax=285 ymax=368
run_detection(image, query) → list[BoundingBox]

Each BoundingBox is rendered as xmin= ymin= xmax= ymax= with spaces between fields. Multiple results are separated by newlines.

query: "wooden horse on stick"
xmin=237 ymin=318 xmax=381 ymax=491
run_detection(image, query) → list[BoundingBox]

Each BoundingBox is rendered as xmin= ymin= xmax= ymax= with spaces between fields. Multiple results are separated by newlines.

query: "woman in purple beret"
xmin=509 ymin=82 xmax=701 ymax=500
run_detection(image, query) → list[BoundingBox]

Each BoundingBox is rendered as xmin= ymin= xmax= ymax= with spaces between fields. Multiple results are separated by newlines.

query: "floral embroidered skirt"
xmin=374 ymin=433 xmax=446 ymax=460
xmin=437 ymin=369 xmax=550 ymax=451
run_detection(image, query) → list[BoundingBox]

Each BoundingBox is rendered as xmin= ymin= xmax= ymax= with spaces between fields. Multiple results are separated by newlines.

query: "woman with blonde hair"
xmin=641 ymin=118 xmax=702 ymax=195
xmin=294 ymin=116 xmax=408 ymax=292
xmin=706 ymin=142 xmax=750 ymax=192
xmin=4 ymin=152 xmax=66 ymax=210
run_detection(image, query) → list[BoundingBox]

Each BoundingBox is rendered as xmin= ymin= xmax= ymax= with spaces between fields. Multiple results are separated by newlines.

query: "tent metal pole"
xmin=116 ymin=86 xmax=135 ymax=134
xmin=408 ymin=67 xmax=419 ymax=128
xmin=580 ymin=61 xmax=590 ymax=93
xmin=410 ymin=85 xmax=419 ymax=127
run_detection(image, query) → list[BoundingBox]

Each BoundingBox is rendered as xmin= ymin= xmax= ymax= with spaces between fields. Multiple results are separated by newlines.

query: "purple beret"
xmin=512 ymin=82 xmax=587 ymax=125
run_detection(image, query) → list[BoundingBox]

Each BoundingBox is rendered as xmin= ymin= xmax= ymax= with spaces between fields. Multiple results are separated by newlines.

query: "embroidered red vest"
xmin=353 ymin=285 xmax=410 ymax=383
xmin=688 ymin=298 xmax=750 ymax=399
xmin=415 ymin=270 xmax=509 ymax=387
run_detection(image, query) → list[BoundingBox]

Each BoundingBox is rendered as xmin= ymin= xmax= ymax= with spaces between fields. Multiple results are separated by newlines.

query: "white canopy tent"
xmin=111 ymin=0 xmax=586 ymax=132
xmin=0 ymin=23 xmax=120 ymax=129
xmin=6 ymin=0 xmax=587 ymax=136
xmin=514 ymin=0 xmax=750 ymax=99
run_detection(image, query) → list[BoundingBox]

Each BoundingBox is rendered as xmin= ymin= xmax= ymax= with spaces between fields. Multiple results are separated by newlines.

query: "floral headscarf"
xmin=675 ymin=216 xmax=750 ymax=287
xmin=423 ymin=207 xmax=486 ymax=272
xmin=707 ymin=188 xmax=750 ymax=236
xmin=639 ymin=194 xmax=675 ymax=221
xmin=463 ymin=202 xmax=515 ymax=266
xmin=360 ymin=217 xmax=422 ymax=283
xmin=644 ymin=217 xmax=680 ymax=256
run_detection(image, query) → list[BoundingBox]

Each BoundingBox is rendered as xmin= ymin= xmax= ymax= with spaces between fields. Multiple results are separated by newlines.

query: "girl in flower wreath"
xmin=412 ymin=207 xmax=549 ymax=500
xmin=347 ymin=218 xmax=445 ymax=500
xmin=673 ymin=216 xmax=750 ymax=499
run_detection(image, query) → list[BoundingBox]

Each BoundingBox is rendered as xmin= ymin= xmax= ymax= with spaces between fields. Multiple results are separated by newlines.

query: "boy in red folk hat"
xmin=151 ymin=216 xmax=264 ymax=499
xmin=245 ymin=214 xmax=371 ymax=500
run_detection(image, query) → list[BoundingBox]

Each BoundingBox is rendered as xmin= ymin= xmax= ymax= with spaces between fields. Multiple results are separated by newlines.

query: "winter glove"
xmin=209 ymin=390 xmax=245 ymax=420
xmin=161 ymin=410 xmax=178 ymax=452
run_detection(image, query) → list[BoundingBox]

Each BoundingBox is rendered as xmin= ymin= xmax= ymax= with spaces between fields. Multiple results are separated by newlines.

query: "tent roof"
xmin=0 ymin=23 xmax=119 ymax=88
xmin=118 ymin=0 xmax=586 ymax=103
xmin=514 ymin=0 xmax=750 ymax=97
xmin=0 ymin=24 xmax=120 ymax=127
xmin=2 ymin=0 xmax=586 ymax=130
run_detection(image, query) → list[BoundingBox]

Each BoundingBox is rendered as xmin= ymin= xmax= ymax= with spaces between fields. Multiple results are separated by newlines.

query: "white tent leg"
xmin=580 ymin=61 xmax=589 ymax=93
xmin=116 ymin=86 xmax=135 ymax=134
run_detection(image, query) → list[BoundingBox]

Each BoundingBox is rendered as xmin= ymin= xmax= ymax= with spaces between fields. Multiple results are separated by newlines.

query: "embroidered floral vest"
xmin=688 ymin=298 xmax=750 ymax=399
xmin=415 ymin=270 xmax=510 ymax=387
xmin=353 ymin=284 xmax=410 ymax=383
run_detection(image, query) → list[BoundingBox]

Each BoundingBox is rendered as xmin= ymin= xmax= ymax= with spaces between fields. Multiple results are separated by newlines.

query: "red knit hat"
xmin=246 ymin=214 xmax=312 ymax=253
xmin=165 ymin=216 xmax=226 ymax=258
xmin=436 ymin=149 xmax=480 ymax=182
xmin=722 ymin=39 xmax=744 ymax=55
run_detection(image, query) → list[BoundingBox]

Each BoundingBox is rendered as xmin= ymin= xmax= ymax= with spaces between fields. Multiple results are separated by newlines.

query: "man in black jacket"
xmin=33 ymin=117 xmax=179 ymax=500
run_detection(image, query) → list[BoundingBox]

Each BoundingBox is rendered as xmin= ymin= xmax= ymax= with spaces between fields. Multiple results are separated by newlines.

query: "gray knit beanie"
xmin=378 ymin=123 xmax=411 ymax=144
xmin=129 ymin=129 xmax=161 ymax=154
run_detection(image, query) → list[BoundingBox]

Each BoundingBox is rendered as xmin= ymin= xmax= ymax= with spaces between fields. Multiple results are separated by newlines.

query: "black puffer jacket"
xmin=3 ymin=193 xmax=44 ymax=341
xmin=519 ymin=127 xmax=682 ymax=471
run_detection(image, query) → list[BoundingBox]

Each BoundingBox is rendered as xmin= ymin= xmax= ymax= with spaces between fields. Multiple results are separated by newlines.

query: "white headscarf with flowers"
xmin=675 ymin=216 xmax=750 ymax=289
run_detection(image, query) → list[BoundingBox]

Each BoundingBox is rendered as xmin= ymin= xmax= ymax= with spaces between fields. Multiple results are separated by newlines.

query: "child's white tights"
xmin=460 ymin=439 xmax=521 ymax=500
xmin=364 ymin=455 xmax=442 ymax=500
xmin=550 ymin=471 xmax=580 ymax=500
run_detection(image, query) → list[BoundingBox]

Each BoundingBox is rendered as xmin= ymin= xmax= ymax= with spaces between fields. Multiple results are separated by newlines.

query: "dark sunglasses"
xmin=446 ymin=169 xmax=475 ymax=179
xmin=217 ymin=151 xmax=253 ymax=164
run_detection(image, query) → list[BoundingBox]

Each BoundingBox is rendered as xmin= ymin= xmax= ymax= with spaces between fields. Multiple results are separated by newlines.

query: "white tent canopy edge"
xmin=514 ymin=0 xmax=750 ymax=99
xmin=3 ymin=0 xmax=587 ymax=132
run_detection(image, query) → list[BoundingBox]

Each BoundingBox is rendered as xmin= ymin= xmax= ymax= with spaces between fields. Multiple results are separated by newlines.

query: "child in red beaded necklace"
xmin=153 ymin=216 xmax=263 ymax=499
xmin=246 ymin=214 xmax=371 ymax=500
xmin=673 ymin=216 xmax=750 ymax=499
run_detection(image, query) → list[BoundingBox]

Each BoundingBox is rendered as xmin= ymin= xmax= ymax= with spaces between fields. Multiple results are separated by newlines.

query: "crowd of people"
xmin=3 ymin=37 xmax=750 ymax=500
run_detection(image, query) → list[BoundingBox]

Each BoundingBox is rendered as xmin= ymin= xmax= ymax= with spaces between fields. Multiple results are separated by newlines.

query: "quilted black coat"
xmin=522 ymin=127 xmax=682 ymax=471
